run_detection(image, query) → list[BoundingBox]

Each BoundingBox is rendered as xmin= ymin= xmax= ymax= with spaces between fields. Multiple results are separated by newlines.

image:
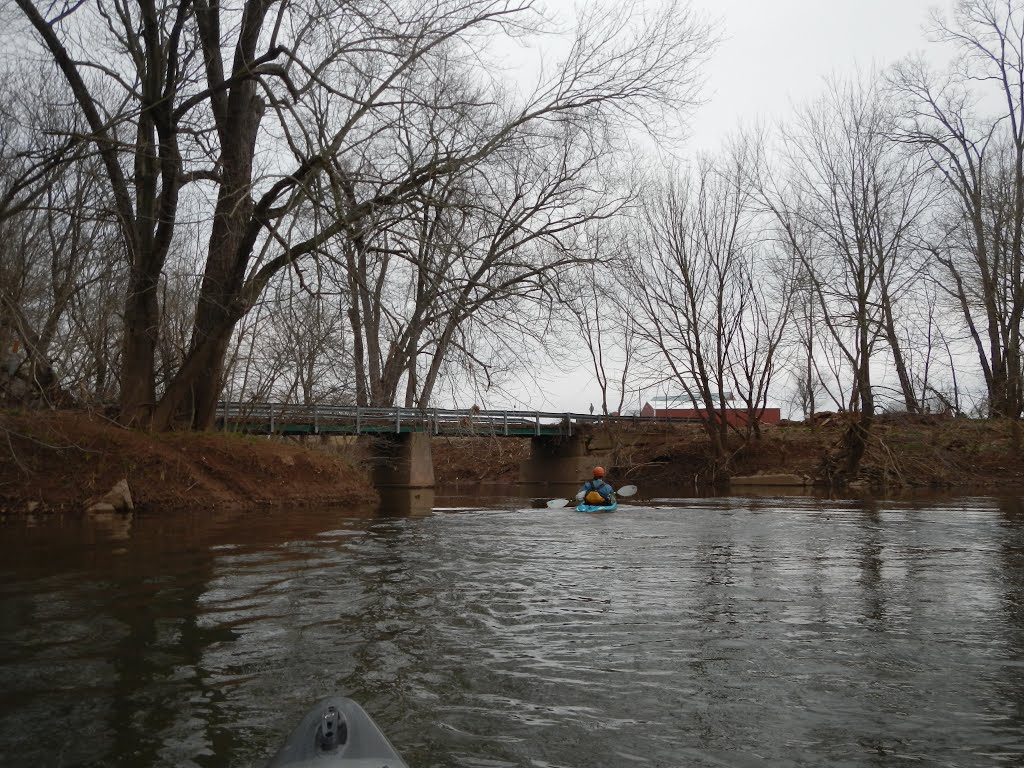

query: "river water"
xmin=2 ymin=489 xmax=1024 ymax=767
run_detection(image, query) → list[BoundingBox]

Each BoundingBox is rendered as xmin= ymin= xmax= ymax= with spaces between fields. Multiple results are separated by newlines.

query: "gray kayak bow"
xmin=266 ymin=696 xmax=409 ymax=768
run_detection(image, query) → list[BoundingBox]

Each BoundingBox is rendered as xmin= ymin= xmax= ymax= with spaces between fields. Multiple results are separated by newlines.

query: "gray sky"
xmin=686 ymin=0 xmax=939 ymax=151
xmin=499 ymin=0 xmax=950 ymax=414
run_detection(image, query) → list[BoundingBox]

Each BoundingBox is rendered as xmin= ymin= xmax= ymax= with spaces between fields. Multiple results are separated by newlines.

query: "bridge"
xmin=215 ymin=402 xmax=694 ymax=437
xmin=215 ymin=402 xmax=700 ymax=489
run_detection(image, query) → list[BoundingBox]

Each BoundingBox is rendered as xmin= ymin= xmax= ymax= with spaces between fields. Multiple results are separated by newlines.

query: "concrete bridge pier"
xmin=371 ymin=432 xmax=435 ymax=488
xmin=520 ymin=434 xmax=601 ymax=484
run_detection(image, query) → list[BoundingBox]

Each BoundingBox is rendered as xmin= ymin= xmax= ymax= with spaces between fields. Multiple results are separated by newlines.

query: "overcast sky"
xmin=685 ymin=0 xmax=940 ymax=151
xmin=496 ymin=0 xmax=950 ymax=414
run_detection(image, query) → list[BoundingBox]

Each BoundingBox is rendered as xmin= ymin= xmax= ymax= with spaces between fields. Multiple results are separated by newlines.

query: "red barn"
xmin=641 ymin=402 xmax=781 ymax=427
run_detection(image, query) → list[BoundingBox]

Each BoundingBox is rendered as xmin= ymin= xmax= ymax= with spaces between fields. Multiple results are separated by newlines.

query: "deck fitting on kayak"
xmin=318 ymin=706 xmax=347 ymax=751
xmin=267 ymin=695 xmax=410 ymax=767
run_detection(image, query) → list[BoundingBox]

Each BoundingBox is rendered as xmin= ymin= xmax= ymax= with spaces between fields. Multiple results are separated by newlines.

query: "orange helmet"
xmin=593 ymin=466 xmax=605 ymax=477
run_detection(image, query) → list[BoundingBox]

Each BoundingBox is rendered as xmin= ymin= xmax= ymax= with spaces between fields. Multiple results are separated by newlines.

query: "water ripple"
xmin=2 ymin=495 xmax=1024 ymax=767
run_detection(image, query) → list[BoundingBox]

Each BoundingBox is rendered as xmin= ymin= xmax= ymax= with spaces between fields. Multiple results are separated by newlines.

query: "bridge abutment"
xmin=521 ymin=435 xmax=605 ymax=484
xmin=371 ymin=432 xmax=435 ymax=488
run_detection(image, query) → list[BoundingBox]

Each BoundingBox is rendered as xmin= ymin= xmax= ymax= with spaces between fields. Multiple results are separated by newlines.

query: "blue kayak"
xmin=267 ymin=695 xmax=409 ymax=768
xmin=576 ymin=501 xmax=618 ymax=513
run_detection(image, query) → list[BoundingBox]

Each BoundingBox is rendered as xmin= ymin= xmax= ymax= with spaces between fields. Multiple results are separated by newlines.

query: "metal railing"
xmin=215 ymin=402 xmax=701 ymax=437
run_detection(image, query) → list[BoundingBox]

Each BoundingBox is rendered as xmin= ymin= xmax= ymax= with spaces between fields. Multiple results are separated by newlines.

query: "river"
xmin=2 ymin=489 xmax=1024 ymax=767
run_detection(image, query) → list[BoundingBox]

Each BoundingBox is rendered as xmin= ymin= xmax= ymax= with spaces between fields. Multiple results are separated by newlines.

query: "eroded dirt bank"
xmin=3 ymin=410 xmax=1023 ymax=515
xmin=430 ymin=415 xmax=1024 ymax=492
xmin=1 ymin=410 xmax=375 ymax=514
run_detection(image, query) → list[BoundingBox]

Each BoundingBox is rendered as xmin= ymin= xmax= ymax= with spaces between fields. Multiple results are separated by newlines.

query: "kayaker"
xmin=578 ymin=466 xmax=615 ymax=505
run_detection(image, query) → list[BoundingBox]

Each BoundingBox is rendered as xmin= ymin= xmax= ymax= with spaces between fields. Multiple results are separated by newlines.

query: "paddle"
xmin=545 ymin=484 xmax=638 ymax=508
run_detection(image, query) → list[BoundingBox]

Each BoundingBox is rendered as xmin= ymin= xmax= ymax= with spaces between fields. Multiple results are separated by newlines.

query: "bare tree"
xmin=890 ymin=1 xmax=1024 ymax=420
xmin=627 ymin=147 xmax=775 ymax=468
xmin=0 ymin=108 xmax=119 ymax=403
xmin=16 ymin=0 xmax=715 ymax=429
xmin=312 ymin=8 xmax=713 ymax=409
xmin=787 ymin=255 xmax=825 ymax=420
xmin=564 ymin=226 xmax=642 ymax=418
xmin=760 ymin=74 xmax=932 ymax=480
xmin=262 ymin=274 xmax=353 ymax=405
xmin=0 ymin=68 xmax=93 ymax=402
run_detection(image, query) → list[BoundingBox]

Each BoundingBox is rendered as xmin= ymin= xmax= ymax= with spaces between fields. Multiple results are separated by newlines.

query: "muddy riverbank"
xmin=3 ymin=410 xmax=1023 ymax=514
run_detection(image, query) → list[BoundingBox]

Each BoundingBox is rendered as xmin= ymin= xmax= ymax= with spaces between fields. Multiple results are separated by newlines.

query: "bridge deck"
xmin=216 ymin=403 xmax=701 ymax=437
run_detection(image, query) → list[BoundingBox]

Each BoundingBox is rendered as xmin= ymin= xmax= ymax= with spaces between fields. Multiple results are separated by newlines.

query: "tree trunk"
xmin=843 ymin=323 xmax=875 ymax=479
xmin=152 ymin=323 xmax=235 ymax=429
xmin=880 ymin=291 xmax=918 ymax=413
xmin=347 ymin=305 xmax=368 ymax=407
xmin=118 ymin=272 xmax=160 ymax=426
xmin=155 ymin=81 xmax=263 ymax=429
xmin=842 ymin=413 xmax=871 ymax=478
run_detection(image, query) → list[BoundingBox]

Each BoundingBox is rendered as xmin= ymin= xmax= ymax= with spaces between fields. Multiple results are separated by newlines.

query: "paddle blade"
xmin=616 ymin=484 xmax=638 ymax=497
xmin=546 ymin=498 xmax=570 ymax=508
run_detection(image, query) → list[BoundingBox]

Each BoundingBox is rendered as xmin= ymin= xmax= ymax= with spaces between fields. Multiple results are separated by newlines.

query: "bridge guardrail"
xmin=215 ymin=402 xmax=702 ymax=436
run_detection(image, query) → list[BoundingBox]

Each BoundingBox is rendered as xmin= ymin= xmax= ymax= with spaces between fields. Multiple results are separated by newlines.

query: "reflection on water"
xmin=2 ymin=491 xmax=1024 ymax=767
xmin=377 ymin=487 xmax=435 ymax=517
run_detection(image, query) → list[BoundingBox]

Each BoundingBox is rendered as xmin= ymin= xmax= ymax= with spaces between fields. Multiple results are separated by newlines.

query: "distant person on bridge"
xmin=578 ymin=466 xmax=615 ymax=506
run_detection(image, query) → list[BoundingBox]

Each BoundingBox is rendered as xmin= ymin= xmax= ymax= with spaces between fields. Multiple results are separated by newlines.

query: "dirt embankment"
xmin=0 ymin=410 xmax=375 ymax=514
xmin=430 ymin=414 xmax=1024 ymax=491
xmin=3 ymin=410 xmax=1023 ymax=515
